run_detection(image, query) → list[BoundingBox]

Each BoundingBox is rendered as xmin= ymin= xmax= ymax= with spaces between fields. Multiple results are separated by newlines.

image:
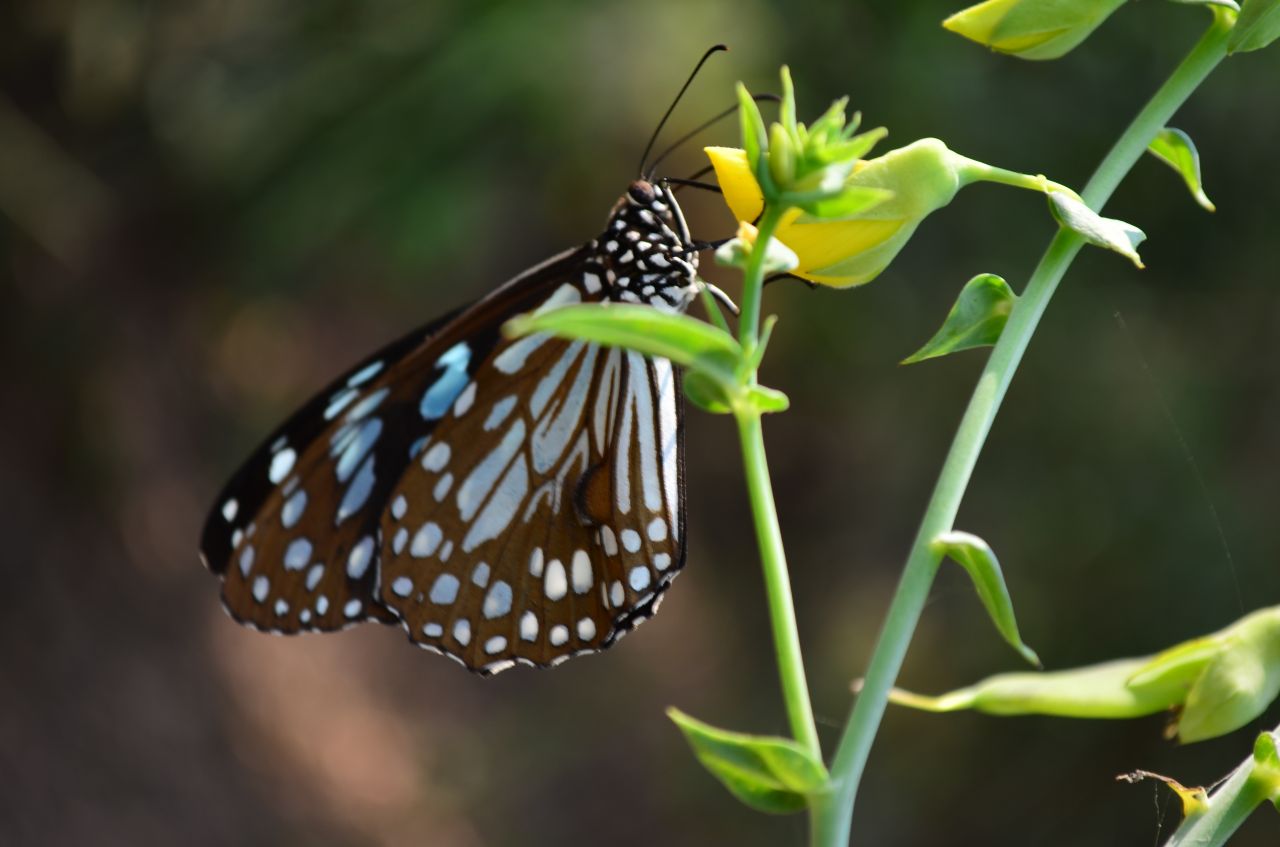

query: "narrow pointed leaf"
xmin=1049 ymin=192 xmax=1146 ymax=268
xmin=1147 ymin=128 xmax=1215 ymax=211
xmin=932 ymin=531 xmax=1040 ymax=666
xmin=744 ymin=384 xmax=791 ymax=414
xmin=1228 ymin=0 xmax=1280 ymax=53
xmin=885 ymin=656 xmax=1181 ymax=719
xmin=505 ymin=303 xmax=741 ymax=375
xmin=1168 ymin=0 xmax=1240 ymax=9
xmin=668 ymin=708 xmax=829 ymax=814
xmin=902 ymin=273 xmax=1016 ymax=364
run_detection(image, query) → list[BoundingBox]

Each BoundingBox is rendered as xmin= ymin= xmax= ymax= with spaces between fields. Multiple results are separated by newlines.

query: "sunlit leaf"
xmin=1147 ymin=127 xmax=1215 ymax=212
xmin=1253 ymin=731 xmax=1280 ymax=809
xmin=932 ymin=530 xmax=1040 ymax=666
xmin=1049 ymin=191 xmax=1146 ymax=267
xmin=1229 ymin=0 xmax=1280 ymax=52
xmin=668 ymin=708 xmax=829 ymax=814
xmin=505 ymin=304 xmax=741 ymax=375
xmin=1167 ymin=0 xmax=1240 ymax=9
xmin=902 ymin=273 xmax=1016 ymax=364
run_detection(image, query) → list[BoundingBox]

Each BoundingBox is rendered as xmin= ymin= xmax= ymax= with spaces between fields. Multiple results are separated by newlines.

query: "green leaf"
xmin=683 ymin=370 xmax=733 ymax=414
xmin=1253 ymin=731 xmax=1280 ymax=809
xmin=737 ymin=82 xmax=768 ymax=174
xmin=931 ymin=530 xmax=1041 ymax=667
xmin=884 ymin=656 xmax=1178 ymax=718
xmin=902 ymin=273 xmax=1016 ymax=364
xmin=668 ymin=708 xmax=829 ymax=814
xmin=744 ymin=384 xmax=791 ymax=414
xmin=1167 ymin=0 xmax=1240 ymax=10
xmin=1228 ymin=0 xmax=1280 ymax=52
xmin=1147 ymin=127 xmax=1216 ymax=212
xmin=1049 ymin=191 xmax=1146 ymax=267
xmin=504 ymin=303 xmax=741 ymax=374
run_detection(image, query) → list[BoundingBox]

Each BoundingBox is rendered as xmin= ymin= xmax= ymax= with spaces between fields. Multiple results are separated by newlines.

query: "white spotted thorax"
xmin=586 ymin=180 xmax=699 ymax=313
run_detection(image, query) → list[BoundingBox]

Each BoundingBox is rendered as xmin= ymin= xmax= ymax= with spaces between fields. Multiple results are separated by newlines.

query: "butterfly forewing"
xmin=200 ymin=250 xmax=589 ymax=633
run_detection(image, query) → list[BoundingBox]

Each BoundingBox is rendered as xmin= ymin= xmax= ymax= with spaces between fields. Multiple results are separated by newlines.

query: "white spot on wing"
xmin=520 ymin=611 xmax=539 ymax=641
xmin=544 ymin=559 xmax=567 ymax=601
xmin=571 ymin=550 xmax=593 ymax=594
xmin=346 ymin=536 xmax=374 ymax=579
xmin=283 ymin=538 xmax=311 ymax=571
xmin=482 ymin=581 xmax=513 ymax=619
xmin=429 ymin=574 xmax=460 ymax=604
xmin=410 ymin=522 xmax=442 ymax=558
xmin=269 ymin=448 xmax=296 ymax=484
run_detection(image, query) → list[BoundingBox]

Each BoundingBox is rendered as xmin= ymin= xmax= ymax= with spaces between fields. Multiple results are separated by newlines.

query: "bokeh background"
xmin=3 ymin=1 xmax=1279 ymax=844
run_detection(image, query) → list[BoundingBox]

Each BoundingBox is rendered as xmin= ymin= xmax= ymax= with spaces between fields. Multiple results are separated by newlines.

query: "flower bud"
xmin=707 ymin=138 xmax=971 ymax=287
xmin=943 ymin=0 xmax=1128 ymax=61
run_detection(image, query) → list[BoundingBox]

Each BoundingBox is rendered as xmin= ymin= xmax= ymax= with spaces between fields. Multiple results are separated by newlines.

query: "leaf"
xmin=504 ymin=303 xmax=741 ymax=376
xmin=902 ymin=273 xmax=1016 ymax=364
xmin=667 ymin=708 xmax=829 ymax=814
xmin=884 ymin=656 xmax=1180 ymax=718
xmin=1147 ymin=127 xmax=1216 ymax=212
xmin=744 ymin=384 xmax=791 ymax=414
xmin=1229 ymin=0 xmax=1280 ymax=53
xmin=932 ymin=531 xmax=1040 ymax=666
xmin=1253 ymin=731 xmax=1280 ymax=809
xmin=1167 ymin=0 xmax=1240 ymax=9
xmin=683 ymin=370 xmax=733 ymax=414
xmin=1049 ymin=191 xmax=1147 ymax=267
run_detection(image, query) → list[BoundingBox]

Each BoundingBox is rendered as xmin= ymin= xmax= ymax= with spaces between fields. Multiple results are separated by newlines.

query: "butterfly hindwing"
xmin=377 ymin=281 xmax=687 ymax=673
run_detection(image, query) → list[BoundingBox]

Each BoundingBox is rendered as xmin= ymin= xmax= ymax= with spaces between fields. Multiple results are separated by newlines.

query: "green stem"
xmin=813 ymin=16 xmax=1233 ymax=847
xmin=730 ymin=201 xmax=822 ymax=761
xmin=739 ymin=207 xmax=784 ymax=353
xmin=1163 ymin=746 xmax=1274 ymax=847
xmin=738 ymin=410 xmax=822 ymax=762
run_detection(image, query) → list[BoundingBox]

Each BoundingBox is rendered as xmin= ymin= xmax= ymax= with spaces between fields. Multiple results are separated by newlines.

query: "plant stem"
xmin=1163 ymin=728 xmax=1280 ymax=847
xmin=731 ymin=201 xmax=822 ymax=761
xmin=738 ymin=410 xmax=822 ymax=761
xmin=813 ymin=16 xmax=1234 ymax=847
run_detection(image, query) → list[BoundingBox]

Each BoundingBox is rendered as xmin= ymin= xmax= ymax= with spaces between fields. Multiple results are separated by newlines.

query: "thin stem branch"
xmin=738 ymin=410 xmax=823 ymax=761
xmin=1163 ymin=727 xmax=1280 ymax=847
xmin=731 ymin=201 xmax=821 ymax=760
xmin=813 ymin=15 xmax=1234 ymax=847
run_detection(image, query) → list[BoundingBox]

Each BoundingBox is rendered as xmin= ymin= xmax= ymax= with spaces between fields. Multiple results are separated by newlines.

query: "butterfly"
xmin=198 ymin=46 xmax=742 ymax=675
xmin=201 ymin=171 xmax=718 ymax=679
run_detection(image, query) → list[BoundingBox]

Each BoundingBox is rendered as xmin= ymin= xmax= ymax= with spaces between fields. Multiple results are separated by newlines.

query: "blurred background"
xmin=3 ymin=0 xmax=1279 ymax=844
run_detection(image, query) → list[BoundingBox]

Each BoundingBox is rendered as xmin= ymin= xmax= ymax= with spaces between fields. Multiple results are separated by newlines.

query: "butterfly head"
xmin=592 ymin=180 xmax=698 ymax=313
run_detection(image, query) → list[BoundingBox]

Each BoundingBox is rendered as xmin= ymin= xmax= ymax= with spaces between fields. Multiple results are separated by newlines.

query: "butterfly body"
xmin=201 ymin=180 xmax=698 ymax=674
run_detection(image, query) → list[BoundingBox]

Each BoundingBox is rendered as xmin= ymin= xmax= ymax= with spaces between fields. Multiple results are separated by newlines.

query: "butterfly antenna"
xmin=637 ymin=44 xmax=728 ymax=178
xmin=646 ymin=93 xmax=781 ymax=181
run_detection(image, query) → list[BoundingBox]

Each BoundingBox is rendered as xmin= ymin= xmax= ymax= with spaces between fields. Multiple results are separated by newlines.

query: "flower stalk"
xmin=813 ymin=13 xmax=1235 ymax=846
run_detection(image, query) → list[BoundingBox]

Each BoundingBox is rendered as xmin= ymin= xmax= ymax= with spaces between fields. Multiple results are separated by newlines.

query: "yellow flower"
xmin=706 ymin=139 xmax=966 ymax=288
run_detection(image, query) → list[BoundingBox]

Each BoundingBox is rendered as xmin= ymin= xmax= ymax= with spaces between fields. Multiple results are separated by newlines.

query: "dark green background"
xmin=3 ymin=1 xmax=1278 ymax=844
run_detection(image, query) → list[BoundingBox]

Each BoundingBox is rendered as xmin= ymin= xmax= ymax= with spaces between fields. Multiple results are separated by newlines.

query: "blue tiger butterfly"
xmin=199 ymin=48 xmax=737 ymax=675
